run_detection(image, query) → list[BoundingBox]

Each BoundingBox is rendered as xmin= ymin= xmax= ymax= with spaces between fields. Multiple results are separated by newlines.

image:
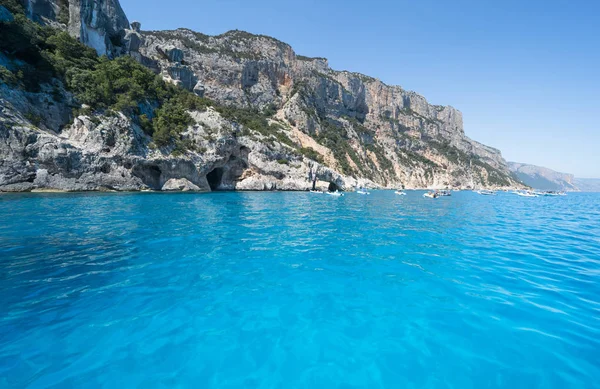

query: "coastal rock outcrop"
xmin=0 ymin=0 xmax=525 ymax=192
xmin=0 ymin=89 xmax=359 ymax=192
xmin=134 ymin=28 xmax=521 ymax=188
xmin=162 ymin=178 xmax=202 ymax=192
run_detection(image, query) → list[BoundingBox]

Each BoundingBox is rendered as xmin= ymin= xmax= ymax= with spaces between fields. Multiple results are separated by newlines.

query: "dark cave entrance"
xmin=328 ymin=182 xmax=340 ymax=192
xmin=207 ymin=167 xmax=225 ymax=191
xmin=132 ymin=164 xmax=162 ymax=190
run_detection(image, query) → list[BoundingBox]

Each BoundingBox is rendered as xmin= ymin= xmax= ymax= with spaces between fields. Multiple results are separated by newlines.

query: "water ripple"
xmin=0 ymin=191 xmax=599 ymax=388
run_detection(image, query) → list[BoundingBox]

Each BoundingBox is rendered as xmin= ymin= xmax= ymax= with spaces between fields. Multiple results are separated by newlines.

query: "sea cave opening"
xmin=328 ymin=182 xmax=340 ymax=192
xmin=132 ymin=164 xmax=162 ymax=190
xmin=206 ymin=167 xmax=225 ymax=191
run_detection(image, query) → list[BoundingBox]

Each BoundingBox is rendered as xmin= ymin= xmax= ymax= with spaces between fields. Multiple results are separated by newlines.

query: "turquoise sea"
xmin=1 ymin=191 xmax=599 ymax=388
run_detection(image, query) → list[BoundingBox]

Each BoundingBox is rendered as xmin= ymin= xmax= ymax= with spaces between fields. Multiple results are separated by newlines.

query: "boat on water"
xmin=326 ymin=190 xmax=344 ymax=197
xmin=477 ymin=190 xmax=496 ymax=196
xmin=535 ymin=191 xmax=563 ymax=197
xmin=356 ymin=187 xmax=370 ymax=195
xmin=515 ymin=190 xmax=538 ymax=197
xmin=309 ymin=190 xmax=323 ymax=194
xmin=438 ymin=190 xmax=452 ymax=196
xmin=423 ymin=191 xmax=439 ymax=199
xmin=395 ymin=190 xmax=407 ymax=196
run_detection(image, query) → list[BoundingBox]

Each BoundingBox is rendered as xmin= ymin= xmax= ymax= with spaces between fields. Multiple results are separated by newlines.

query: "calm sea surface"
xmin=1 ymin=191 xmax=599 ymax=388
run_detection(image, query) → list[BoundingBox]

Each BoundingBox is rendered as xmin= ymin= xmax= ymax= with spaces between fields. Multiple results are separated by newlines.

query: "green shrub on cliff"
xmin=215 ymin=105 xmax=294 ymax=146
xmin=366 ymin=143 xmax=393 ymax=172
xmin=69 ymin=56 xmax=214 ymax=146
xmin=298 ymin=147 xmax=324 ymax=164
xmin=0 ymin=66 xmax=18 ymax=86
xmin=55 ymin=0 xmax=69 ymax=25
xmin=0 ymin=0 xmax=24 ymax=15
xmin=314 ymin=118 xmax=362 ymax=174
xmin=46 ymin=32 xmax=99 ymax=73
xmin=67 ymin=56 xmax=163 ymax=109
xmin=0 ymin=13 xmax=55 ymax=90
xmin=216 ymin=105 xmax=269 ymax=133
xmin=152 ymin=99 xmax=194 ymax=146
xmin=0 ymin=10 xmax=324 ymax=161
xmin=0 ymin=11 xmax=214 ymax=147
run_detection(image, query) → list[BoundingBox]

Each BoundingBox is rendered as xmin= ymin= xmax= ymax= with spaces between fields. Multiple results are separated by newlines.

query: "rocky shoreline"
xmin=0 ymin=1 xmax=526 ymax=193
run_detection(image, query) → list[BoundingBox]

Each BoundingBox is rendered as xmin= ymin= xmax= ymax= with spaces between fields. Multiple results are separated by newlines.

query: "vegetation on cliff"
xmin=1 ymin=10 xmax=320 ymax=167
xmin=0 ymin=6 xmax=215 ymax=149
xmin=0 ymin=0 xmax=521 ymax=189
xmin=1 ymin=5 xmax=298 ymax=154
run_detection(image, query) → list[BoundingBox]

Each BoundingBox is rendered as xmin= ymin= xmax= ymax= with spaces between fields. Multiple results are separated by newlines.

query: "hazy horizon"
xmin=121 ymin=0 xmax=600 ymax=178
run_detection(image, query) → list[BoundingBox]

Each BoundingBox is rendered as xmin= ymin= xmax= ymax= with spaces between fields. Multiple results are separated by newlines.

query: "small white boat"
xmin=534 ymin=191 xmax=560 ymax=196
xmin=326 ymin=191 xmax=344 ymax=197
xmin=423 ymin=192 xmax=438 ymax=199
xmin=538 ymin=191 xmax=561 ymax=196
xmin=477 ymin=190 xmax=496 ymax=196
xmin=356 ymin=189 xmax=370 ymax=195
xmin=309 ymin=190 xmax=323 ymax=194
xmin=515 ymin=191 xmax=538 ymax=197
xmin=395 ymin=191 xmax=406 ymax=196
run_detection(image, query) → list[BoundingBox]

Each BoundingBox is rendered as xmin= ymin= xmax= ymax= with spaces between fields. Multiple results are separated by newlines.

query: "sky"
xmin=120 ymin=0 xmax=600 ymax=177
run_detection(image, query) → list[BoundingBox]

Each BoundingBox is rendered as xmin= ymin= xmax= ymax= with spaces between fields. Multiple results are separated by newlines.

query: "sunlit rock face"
xmin=133 ymin=28 xmax=520 ymax=188
xmin=1 ymin=0 xmax=524 ymax=192
xmin=24 ymin=0 xmax=129 ymax=56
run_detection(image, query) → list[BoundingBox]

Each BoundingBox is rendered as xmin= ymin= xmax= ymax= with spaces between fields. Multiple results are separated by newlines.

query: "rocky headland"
xmin=0 ymin=0 xmax=525 ymax=192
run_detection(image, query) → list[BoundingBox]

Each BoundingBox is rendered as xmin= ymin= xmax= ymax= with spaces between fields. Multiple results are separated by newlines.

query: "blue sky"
xmin=120 ymin=0 xmax=600 ymax=177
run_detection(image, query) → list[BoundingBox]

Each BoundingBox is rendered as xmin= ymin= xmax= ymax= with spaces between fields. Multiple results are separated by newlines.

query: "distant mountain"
xmin=508 ymin=162 xmax=578 ymax=191
xmin=574 ymin=178 xmax=600 ymax=192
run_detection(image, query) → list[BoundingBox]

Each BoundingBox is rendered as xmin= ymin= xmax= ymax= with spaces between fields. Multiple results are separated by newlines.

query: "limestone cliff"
xmin=0 ymin=0 xmax=524 ymax=192
xmin=25 ymin=0 xmax=129 ymax=56
xmin=127 ymin=27 xmax=521 ymax=189
xmin=0 ymin=101 xmax=356 ymax=192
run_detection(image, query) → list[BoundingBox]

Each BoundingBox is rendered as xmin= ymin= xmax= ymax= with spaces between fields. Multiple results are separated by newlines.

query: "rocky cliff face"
xmin=1 ymin=80 xmax=358 ymax=192
xmin=0 ymin=0 xmax=524 ymax=192
xmin=25 ymin=0 xmax=129 ymax=56
xmin=508 ymin=162 xmax=578 ymax=191
xmin=134 ymin=28 xmax=520 ymax=189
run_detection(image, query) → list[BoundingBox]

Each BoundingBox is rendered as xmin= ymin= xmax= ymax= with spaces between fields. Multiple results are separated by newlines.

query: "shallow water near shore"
xmin=1 ymin=191 xmax=599 ymax=388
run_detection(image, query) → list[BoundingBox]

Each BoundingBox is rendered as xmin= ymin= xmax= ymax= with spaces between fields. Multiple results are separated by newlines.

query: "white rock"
xmin=162 ymin=178 xmax=202 ymax=192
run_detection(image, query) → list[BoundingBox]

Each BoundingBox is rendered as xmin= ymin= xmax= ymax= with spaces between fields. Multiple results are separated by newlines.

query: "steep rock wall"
xmin=0 ymin=0 xmax=524 ymax=192
xmin=25 ymin=0 xmax=129 ymax=56
xmin=136 ymin=28 xmax=518 ymax=188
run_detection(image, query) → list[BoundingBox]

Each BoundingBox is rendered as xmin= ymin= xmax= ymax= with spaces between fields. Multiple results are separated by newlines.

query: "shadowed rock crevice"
xmin=206 ymin=167 xmax=224 ymax=191
xmin=130 ymin=158 xmax=208 ymax=191
xmin=132 ymin=164 xmax=162 ymax=189
xmin=205 ymin=147 xmax=250 ymax=191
